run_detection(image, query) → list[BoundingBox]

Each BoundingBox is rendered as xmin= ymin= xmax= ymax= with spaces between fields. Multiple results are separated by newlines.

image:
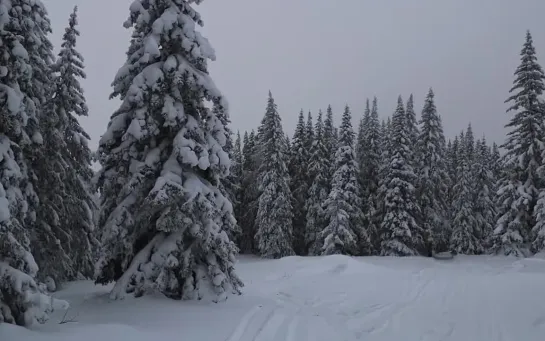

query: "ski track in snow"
xmin=5 ymin=255 xmax=545 ymax=341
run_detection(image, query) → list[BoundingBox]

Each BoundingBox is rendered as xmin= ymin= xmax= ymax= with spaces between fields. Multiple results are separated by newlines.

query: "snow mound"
xmin=531 ymin=251 xmax=545 ymax=260
xmin=295 ymin=255 xmax=379 ymax=277
xmin=322 ymin=254 xmax=366 ymax=275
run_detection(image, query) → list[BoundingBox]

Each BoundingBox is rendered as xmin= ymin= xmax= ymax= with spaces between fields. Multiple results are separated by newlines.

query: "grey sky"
xmin=45 ymin=0 xmax=545 ymax=149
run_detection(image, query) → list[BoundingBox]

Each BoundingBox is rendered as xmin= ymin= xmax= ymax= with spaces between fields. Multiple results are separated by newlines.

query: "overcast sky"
xmin=45 ymin=0 xmax=545 ymax=149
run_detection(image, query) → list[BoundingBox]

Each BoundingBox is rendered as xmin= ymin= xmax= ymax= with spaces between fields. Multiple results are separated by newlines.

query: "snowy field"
xmin=3 ymin=255 xmax=545 ymax=341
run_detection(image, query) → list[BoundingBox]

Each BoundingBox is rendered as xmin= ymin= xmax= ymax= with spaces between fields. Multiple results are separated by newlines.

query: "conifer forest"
xmin=1 ymin=1 xmax=545 ymax=339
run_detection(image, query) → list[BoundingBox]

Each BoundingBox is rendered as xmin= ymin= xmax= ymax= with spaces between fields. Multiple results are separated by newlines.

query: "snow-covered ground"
xmin=3 ymin=255 xmax=545 ymax=340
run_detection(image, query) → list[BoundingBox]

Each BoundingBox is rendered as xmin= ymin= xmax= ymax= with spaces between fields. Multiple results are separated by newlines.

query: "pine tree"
xmin=376 ymin=117 xmax=391 ymax=231
xmin=32 ymin=6 xmax=97 ymax=284
xmin=446 ymin=135 xmax=460 ymax=220
xmin=254 ymin=92 xmax=294 ymax=258
xmin=356 ymin=116 xmax=364 ymax=164
xmin=289 ymin=110 xmax=309 ymax=254
xmin=305 ymin=110 xmax=314 ymax=189
xmin=405 ymin=94 xmax=420 ymax=163
xmin=380 ymin=96 xmax=423 ymax=256
xmin=473 ymin=137 xmax=497 ymax=249
xmin=321 ymin=105 xmax=370 ymax=255
xmin=416 ymin=89 xmax=450 ymax=253
xmin=490 ymin=142 xmax=502 ymax=181
xmin=465 ymin=124 xmax=476 ymax=162
xmin=305 ymin=110 xmax=329 ymax=255
xmin=360 ymin=97 xmax=382 ymax=252
xmin=95 ymin=0 xmax=243 ymax=301
xmin=306 ymin=111 xmax=314 ymax=154
xmin=323 ymin=105 xmax=337 ymax=193
xmin=450 ymin=130 xmax=482 ymax=254
xmin=356 ymin=99 xmax=370 ymax=168
xmin=239 ymin=130 xmax=259 ymax=253
xmin=494 ymin=31 xmax=545 ymax=256
xmin=0 ymin=0 xmax=67 ymax=326
xmin=230 ymin=131 xmax=243 ymax=246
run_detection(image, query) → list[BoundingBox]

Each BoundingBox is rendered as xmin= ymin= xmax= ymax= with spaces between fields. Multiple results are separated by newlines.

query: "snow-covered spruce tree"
xmin=490 ymin=142 xmax=502 ymax=181
xmin=356 ymin=99 xmax=370 ymax=168
xmin=305 ymin=110 xmax=329 ymax=255
xmin=305 ymin=111 xmax=314 ymax=153
xmin=376 ymin=117 xmax=391 ymax=230
xmin=254 ymin=92 xmax=294 ymax=258
xmin=356 ymin=99 xmax=369 ymax=213
xmin=323 ymin=105 xmax=337 ymax=182
xmin=305 ymin=111 xmax=314 ymax=186
xmin=33 ymin=6 xmax=98 ymax=283
xmin=228 ymin=131 xmax=243 ymax=245
xmin=416 ymin=89 xmax=450 ymax=253
xmin=450 ymin=130 xmax=482 ymax=254
xmin=320 ymin=105 xmax=370 ymax=255
xmin=0 ymin=0 xmax=69 ymax=326
xmin=357 ymin=99 xmax=371 ymax=192
xmin=359 ymin=97 xmax=382 ymax=252
xmin=239 ymin=130 xmax=259 ymax=253
xmin=95 ymin=0 xmax=243 ymax=301
xmin=380 ymin=96 xmax=423 ymax=256
xmin=355 ymin=115 xmax=364 ymax=164
xmin=214 ymin=104 xmax=241 ymax=244
xmin=465 ymin=124 xmax=476 ymax=163
xmin=405 ymin=94 xmax=420 ymax=165
xmin=5 ymin=0 xmax=57 ymax=285
xmin=493 ymin=31 xmax=545 ymax=256
xmin=473 ymin=137 xmax=497 ymax=250
xmin=446 ymin=135 xmax=460 ymax=220
xmin=288 ymin=110 xmax=309 ymax=255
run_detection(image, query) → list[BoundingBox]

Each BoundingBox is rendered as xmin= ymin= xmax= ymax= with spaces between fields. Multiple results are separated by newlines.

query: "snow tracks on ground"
xmin=235 ymin=254 xmax=545 ymax=341
xmin=5 ymin=255 xmax=545 ymax=341
xmin=226 ymin=293 xmax=356 ymax=341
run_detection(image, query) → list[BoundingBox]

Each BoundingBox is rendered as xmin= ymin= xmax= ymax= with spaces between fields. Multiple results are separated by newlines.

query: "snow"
xmin=0 ymin=83 xmax=25 ymax=113
xmin=3 ymin=255 xmax=545 ymax=340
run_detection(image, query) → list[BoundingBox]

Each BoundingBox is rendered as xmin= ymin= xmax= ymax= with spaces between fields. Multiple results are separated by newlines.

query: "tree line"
xmin=228 ymin=31 xmax=545 ymax=262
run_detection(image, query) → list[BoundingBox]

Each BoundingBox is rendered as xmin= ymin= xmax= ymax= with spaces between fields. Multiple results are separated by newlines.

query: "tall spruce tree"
xmin=323 ymin=105 xmax=337 ymax=194
xmin=380 ymin=96 xmax=423 ymax=256
xmin=33 ymin=6 xmax=97 ymax=283
xmin=8 ymin=0 xmax=57 ymax=286
xmin=95 ymin=0 xmax=243 ymax=301
xmin=465 ymin=124 xmax=476 ymax=162
xmin=405 ymin=94 xmax=420 ymax=163
xmin=494 ymin=31 xmax=545 ymax=256
xmin=376 ymin=117 xmax=391 ymax=230
xmin=289 ymin=110 xmax=309 ymax=255
xmin=473 ymin=137 xmax=497 ymax=250
xmin=321 ymin=105 xmax=370 ymax=255
xmin=230 ymin=131 xmax=243 ymax=246
xmin=239 ymin=130 xmax=259 ymax=253
xmin=356 ymin=99 xmax=370 ymax=168
xmin=305 ymin=111 xmax=314 ymax=191
xmin=0 ymin=0 xmax=68 ymax=326
xmin=416 ymin=89 xmax=450 ymax=253
xmin=306 ymin=111 xmax=314 ymax=153
xmin=451 ymin=130 xmax=482 ymax=254
xmin=490 ymin=142 xmax=502 ymax=181
xmin=446 ymin=135 xmax=460 ymax=220
xmin=360 ymin=97 xmax=382 ymax=252
xmin=305 ymin=110 xmax=330 ymax=255
xmin=254 ymin=92 xmax=294 ymax=258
